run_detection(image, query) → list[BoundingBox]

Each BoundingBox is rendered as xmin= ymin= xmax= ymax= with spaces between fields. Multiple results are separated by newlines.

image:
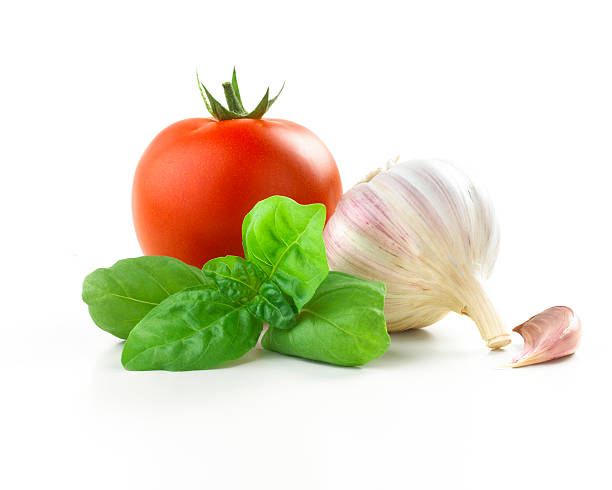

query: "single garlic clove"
xmin=509 ymin=306 xmax=581 ymax=368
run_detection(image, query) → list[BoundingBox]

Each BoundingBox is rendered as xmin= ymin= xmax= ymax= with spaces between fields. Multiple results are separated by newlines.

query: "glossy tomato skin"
xmin=132 ymin=118 xmax=342 ymax=267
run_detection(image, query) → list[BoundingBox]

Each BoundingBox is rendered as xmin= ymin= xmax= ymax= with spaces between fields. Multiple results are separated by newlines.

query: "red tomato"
xmin=132 ymin=117 xmax=342 ymax=267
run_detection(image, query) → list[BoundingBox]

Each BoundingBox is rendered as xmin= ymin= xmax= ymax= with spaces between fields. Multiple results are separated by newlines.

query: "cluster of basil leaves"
xmin=82 ymin=196 xmax=390 ymax=370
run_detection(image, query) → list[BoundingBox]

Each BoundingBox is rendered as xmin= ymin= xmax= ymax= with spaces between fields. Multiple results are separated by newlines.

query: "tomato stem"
xmin=222 ymin=82 xmax=246 ymax=115
xmin=196 ymin=67 xmax=285 ymax=121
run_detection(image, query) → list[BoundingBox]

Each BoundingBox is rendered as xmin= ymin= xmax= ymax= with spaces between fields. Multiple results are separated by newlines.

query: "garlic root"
xmin=460 ymin=278 xmax=510 ymax=349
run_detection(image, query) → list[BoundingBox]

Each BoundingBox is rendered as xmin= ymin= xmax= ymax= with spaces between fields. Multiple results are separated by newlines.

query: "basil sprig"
xmin=83 ymin=196 xmax=390 ymax=370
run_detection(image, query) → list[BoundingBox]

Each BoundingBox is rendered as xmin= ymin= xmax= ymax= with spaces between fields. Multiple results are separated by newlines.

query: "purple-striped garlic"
xmin=323 ymin=159 xmax=510 ymax=349
xmin=509 ymin=306 xmax=581 ymax=367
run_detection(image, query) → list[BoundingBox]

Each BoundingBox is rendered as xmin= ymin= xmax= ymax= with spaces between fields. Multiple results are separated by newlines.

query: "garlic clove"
xmin=509 ymin=306 xmax=581 ymax=368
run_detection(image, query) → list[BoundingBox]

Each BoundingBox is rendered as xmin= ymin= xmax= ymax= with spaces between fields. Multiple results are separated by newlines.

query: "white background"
xmin=1 ymin=1 xmax=610 ymax=488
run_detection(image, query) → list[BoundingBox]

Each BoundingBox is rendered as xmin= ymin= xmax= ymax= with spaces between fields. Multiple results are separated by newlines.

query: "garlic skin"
xmin=509 ymin=306 xmax=581 ymax=367
xmin=323 ymin=159 xmax=511 ymax=349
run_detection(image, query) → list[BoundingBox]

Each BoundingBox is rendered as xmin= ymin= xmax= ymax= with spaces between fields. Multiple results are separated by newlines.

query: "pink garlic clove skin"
xmin=509 ymin=306 xmax=581 ymax=368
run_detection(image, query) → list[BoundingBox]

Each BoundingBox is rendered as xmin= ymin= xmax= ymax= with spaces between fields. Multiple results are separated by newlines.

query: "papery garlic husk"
xmin=323 ymin=159 xmax=511 ymax=349
xmin=509 ymin=306 xmax=581 ymax=367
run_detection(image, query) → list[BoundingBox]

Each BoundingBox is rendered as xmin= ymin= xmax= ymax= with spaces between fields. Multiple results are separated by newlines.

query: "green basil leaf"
xmin=82 ymin=256 xmax=208 ymax=339
xmin=203 ymin=255 xmax=295 ymax=329
xmin=203 ymin=256 xmax=264 ymax=304
xmin=262 ymin=271 xmax=390 ymax=367
xmin=248 ymin=279 xmax=296 ymax=330
xmin=242 ymin=196 xmax=328 ymax=312
xmin=121 ymin=287 xmax=263 ymax=371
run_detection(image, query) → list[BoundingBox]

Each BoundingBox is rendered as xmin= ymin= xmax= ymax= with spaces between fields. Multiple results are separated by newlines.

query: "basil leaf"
xmin=248 ymin=279 xmax=295 ymax=329
xmin=121 ymin=287 xmax=263 ymax=371
xmin=242 ymin=196 xmax=328 ymax=312
xmin=82 ymin=256 xmax=208 ymax=339
xmin=203 ymin=256 xmax=295 ymax=329
xmin=203 ymin=256 xmax=264 ymax=303
xmin=262 ymin=272 xmax=390 ymax=366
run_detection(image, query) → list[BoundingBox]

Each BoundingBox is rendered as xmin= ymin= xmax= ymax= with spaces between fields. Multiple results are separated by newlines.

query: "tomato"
xmin=132 ymin=115 xmax=342 ymax=267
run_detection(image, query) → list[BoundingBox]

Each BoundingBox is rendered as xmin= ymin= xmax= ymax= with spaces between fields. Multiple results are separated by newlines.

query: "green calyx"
xmin=197 ymin=67 xmax=284 ymax=121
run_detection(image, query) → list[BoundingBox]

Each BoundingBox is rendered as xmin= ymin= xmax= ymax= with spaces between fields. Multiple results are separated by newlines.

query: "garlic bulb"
xmin=323 ymin=159 xmax=510 ymax=349
xmin=509 ymin=306 xmax=581 ymax=367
